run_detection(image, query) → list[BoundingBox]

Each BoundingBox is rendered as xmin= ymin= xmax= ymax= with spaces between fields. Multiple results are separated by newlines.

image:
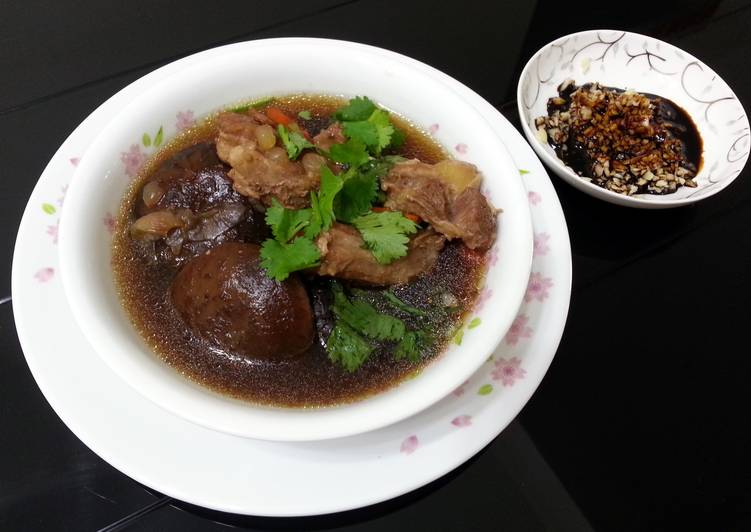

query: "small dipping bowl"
xmin=517 ymin=29 xmax=749 ymax=208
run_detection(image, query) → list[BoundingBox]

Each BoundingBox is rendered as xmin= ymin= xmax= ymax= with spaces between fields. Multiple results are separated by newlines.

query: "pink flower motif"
xmin=103 ymin=212 xmax=116 ymax=234
xmin=428 ymin=123 xmax=440 ymax=134
xmin=47 ymin=223 xmax=59 ymax=244
xmin=528 ymin=191 xmax=541 ymax=205
xmin=451 ymin=415 xmax=472 ymax=427
xmin=474 ymin=287 xmax=493 ymax=312
xmin=400 ymin=435 xmax=419 ymax=455
xmin=533 ymin=232 xmax=550 ymax=257
xmin=120 ymin=144 xmax=146 ymax=177
xmin=34 ymin=267 xmax=54 ymax=283
xmin=176 ymin=110 xmax=195 ymax=131
xmin=69 ymin=157 xmax=80 ymax=167
xmin=57 ymin=185 xmax=68 ymax=207
xmin=504 ymin=314 xmax=532 ymax=346
xmin=491 ymin=357 xmax=527 ymax=386
xmin=525 ymin=272 xmax=553 ymax=303
xmin=455 ymin=143 xmax=468 ymax=154
xmin=452 ymin=380 xmax=469 ymax=397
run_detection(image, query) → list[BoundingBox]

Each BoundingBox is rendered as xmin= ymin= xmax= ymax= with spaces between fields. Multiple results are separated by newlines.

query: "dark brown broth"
xmin=112 ymin=95 xmax=486 ymax=407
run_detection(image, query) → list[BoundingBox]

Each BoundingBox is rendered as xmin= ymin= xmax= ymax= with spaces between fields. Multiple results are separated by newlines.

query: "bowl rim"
xmin=516 ymin=28 xmax=750 ymax=208
xmin=58 ymin=37 xmax=534 ymax=442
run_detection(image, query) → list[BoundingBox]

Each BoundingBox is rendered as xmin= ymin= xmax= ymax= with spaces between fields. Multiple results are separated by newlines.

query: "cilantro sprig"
xmin=326 ymin=283 xmax=428 ymax=372
xmin=352 ymin=211 xmax=418 ymax=264
xmin=335 ymin=96 xmax=401 ymax=157
xmin=277 ymin=124 xmax=314 ymax=160
xmin=332 ymin=284 xmax=405 ymax=341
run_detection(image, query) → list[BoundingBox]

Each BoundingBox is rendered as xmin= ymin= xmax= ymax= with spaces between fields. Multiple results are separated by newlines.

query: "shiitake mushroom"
xmin=171 ymin=242 xmax=314 ymax=360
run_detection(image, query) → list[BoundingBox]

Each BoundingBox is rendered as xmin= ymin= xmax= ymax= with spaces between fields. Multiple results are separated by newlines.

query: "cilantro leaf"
xmin=334 ymin=159 xmax=393 ymax=223
xmin=366 ymin=109 xmax=394 ymax=153
xmin=332 ymin=284 xmax=405 ymax=341
xmin=315 ymin=167 xmax=344 ymax=232
xmin=305 ymin=192 xmax=323 ymax=239
xmin=326 ymin=322 xmax=373 ymax=372
xmin=277 ymin=124 xmax=313 ymax=160
xmin=328 ymin=138 xmax=370 ymax=167
xmin=341 ymin=110 xmax=394 ymax=155
xmin=383 ymin=289 xmax=428 ymax=317
xmin=298 ymin=110 xmax=311 ymax=120
xmin=265 ymin=199 xmax=312 ymax=243
xmin=352 ymin=211 xmax=418 ymax=264
xmin=260 ymin=237 xmax=320 ymax=281
xmin=333 ymin=96 xmax=377 ymax=122
xmin=343 ymin=120 xmax=379 ymax=147
xmin=389 ymin=127 xmax=406 ymax=149
xmin=394 ymin=330 xmax=427 ymax=362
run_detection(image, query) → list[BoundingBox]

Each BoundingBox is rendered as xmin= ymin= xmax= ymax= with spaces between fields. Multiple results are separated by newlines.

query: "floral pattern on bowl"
xmin=517 ymin=29 xmax=749 ymax=208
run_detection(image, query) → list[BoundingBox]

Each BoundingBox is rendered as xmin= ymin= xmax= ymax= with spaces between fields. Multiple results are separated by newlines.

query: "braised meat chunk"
xmin=215 ymin=112 xmax=319 ymax=208
xmin=382 ymin=160 xmax=497 ymax=250
xmin=316 ymin=223 xmax=446 ymax=286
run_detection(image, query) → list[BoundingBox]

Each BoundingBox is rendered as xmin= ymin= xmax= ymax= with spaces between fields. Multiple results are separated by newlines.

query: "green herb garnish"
xmin=383 ymin=290 xmax=428 ymax=317
xmin=298 ymin=110 xmax=312 ymax=120
xmin=265 ymin=199 xmax=313 ymax=243
xmin=277 ymin=124 xmax=314 ymax=160
xmin=352 ymin=211 xmax=418 ymax=264
xmin=259 ymin=237 xmax=321 ymax=282
xmin=333 ymin=96 xmax=377 ymax=122
xmin=310 ymin=167 xmax=344 ymax=234
xmin=394 ymin=330 xmax=427 ymax=362
xmin=326 ymin=284 xmax=432 ymax=371
xmin=327 ymin=322 xmax=373 ymax=373
xmin=328 ymin=138 xmax=370 ymax=167
xmin=334 ymin=158 xmax=394 ymax=223
xmin=332 ymin=283 xmax=405 ymax=341
xmin=260 ymin=168 xmax=342 ymax=280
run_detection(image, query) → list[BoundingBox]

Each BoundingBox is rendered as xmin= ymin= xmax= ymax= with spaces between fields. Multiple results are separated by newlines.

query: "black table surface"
xmin=3 ymin=1 xmax=750 ymax=530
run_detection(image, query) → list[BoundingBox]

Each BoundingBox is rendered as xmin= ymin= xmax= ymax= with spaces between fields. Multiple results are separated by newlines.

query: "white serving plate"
xmin=12 ymin=39 xmax=570 ymax=516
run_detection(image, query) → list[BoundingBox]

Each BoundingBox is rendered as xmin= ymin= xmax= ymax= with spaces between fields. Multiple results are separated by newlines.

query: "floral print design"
xmin=176 ymin=110 xmax=195 ymax=131
xmin=428 ymin=123 xmax=440 ymax=134
xmin=474 ymin=287 xmax=493 ymax=312
xmin=504 ymin=314 xmax=532 ymax=346
xmin=47 ymin=222 xmax=59 ymax=244
xmin=34 ymin=268 xmax=54 ymax=283
xmin=491 ymin=357 xmax=527 ymax=386
xmin=103 ymin=212 xmax=116 ymax=234
xmin=455 ymin=143 xmax=468 ymax=154
xmin=452 ymin=380 xmax=469 ymax=397
xmin=400 ymin=435 xmax=419 ymax=455
xmin=533 ymin=232 xmax=550 ymax=256
xmin=451 ymin=415 xmax=472 ymax=427
xmin=69 ymin=157 xmax=80 ymax=167
xmin=57 ymin=185 xmax=68 ymax=207
xmin=121 ymin=144 xmax=146 ymax=177
xmin=525 ymin=272 xmax=553 ymax=303
xmin=528 ymin=190 xmax=541 ymax=205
